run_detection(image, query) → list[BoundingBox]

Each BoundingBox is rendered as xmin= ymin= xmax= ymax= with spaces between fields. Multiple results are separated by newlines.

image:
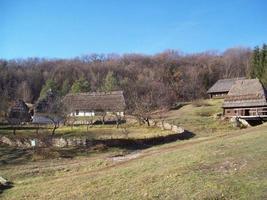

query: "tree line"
xmin=1 ymin=46 xmax=266 ymax=117
xmin=250 ymin=44 xmax=267 ymax=85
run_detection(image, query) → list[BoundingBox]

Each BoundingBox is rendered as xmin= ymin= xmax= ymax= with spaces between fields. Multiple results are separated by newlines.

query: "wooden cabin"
xmin=63 ymin=91 xmax=126 ymax=119
xmin=222 ymin=79 xmax=267 ymax=119
xmin=8 ymin=100 xmax=31 ymax=122
xmin=207 ymin=77 xmax=245 ymax=98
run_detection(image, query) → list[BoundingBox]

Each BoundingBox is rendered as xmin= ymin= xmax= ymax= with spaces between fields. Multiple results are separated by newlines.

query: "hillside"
xmin=155 ymin=99 xmax=236 ymax=137
xmin=1 ymin=100 xmax=267 ymax=199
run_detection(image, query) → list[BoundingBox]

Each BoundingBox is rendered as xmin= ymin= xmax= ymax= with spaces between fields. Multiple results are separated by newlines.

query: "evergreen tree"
xmin=60 ymin=80 xmax=71 ymax=96
xmin=102 ymin=71 xmax=118 ymax=92
xmin=251 ymin=44 xmax=267 ymax=86
xmin=261 ymin=44 xmax=267 ymax=85
xmin=39 ymin=79 xmax=58 ymax=99
xmin=71 ymin=77 xmax=90 ymax=93
xmin=250 ymin=46 xmax=261 ymax=78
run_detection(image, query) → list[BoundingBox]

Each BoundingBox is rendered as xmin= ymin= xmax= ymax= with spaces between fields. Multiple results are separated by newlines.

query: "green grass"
xmin=1 ymin=100 xmax=266 ymax=199
xmin=0 ymin=124 xmax=173 ymax=140
xmin=162 ymin=99 xmax=237 ymax=137
xmin=1 ymin=124 xmax=267 ymax=199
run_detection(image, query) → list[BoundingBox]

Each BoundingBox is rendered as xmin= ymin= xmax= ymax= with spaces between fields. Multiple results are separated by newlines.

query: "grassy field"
xmin=0 ymin=124 xmax=173 ymax=139
xmin=157 ymin=99 xmax=237 ymax=137
xmin=1 ymin=99 xmax=266 ymax=199
xmin=1 ymin=123 xmax=266 ymax=199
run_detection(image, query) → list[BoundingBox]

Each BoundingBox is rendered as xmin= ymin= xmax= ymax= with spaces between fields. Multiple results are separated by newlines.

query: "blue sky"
xmin=1 ymin=0 xmax=267 ymax=59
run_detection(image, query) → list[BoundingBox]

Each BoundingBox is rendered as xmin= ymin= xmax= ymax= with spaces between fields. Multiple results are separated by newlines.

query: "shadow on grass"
xmin=0 ymin=145 xmax=32 ymax=165
xmin=0 ymin=182 xmax=14 ymax=195
xmin=0 ymin=126 xmax=48 ymax=131
xmin=93 ymin=120 xmax=126 ymax=125
xmin=92 ymin=130 xmax=195 ymax=150
xmin=0 ymin=130 xmax=195 ymax=164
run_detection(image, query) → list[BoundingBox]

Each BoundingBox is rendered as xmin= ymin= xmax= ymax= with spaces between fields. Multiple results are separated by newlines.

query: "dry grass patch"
xmin=1 ymin=124 xmax=267 ymax=199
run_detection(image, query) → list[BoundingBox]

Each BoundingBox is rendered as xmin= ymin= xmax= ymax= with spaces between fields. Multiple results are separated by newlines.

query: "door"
xmin=244 ymin=109 xmax=250 ymax=116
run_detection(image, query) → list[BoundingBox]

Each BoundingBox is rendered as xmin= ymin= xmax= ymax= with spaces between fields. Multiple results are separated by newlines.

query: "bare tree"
xmin=36 ymin=96 xmax=65 ymax=136
xmin=16 ymin=81 xmax=33 ymax=102
xmin=0 ymin=90 xmax=9 ymax=121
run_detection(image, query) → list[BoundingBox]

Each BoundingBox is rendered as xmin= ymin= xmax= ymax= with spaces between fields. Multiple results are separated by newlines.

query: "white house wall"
xmin=70 ymin=111 xmax=124 ymax=117
xmin=70 ymin=111 xmax=95 ymax=117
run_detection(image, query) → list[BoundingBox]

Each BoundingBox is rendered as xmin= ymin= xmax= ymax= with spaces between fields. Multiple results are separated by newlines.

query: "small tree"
xmin=102 ymin=71 xmax=118 ymax=92
xmin=130 ymin=81 xmax=172 ymax=127
xmin=71 ymin=77 xmax=90 ymax=93
xmin=132 ymin=93 xmax=153 ymax=126
xmin=48 ymin=97 xmax=65 ymax=136
xmin=60 ymin=80 xmax=71 ymax=96
xmin=40 ymin=79 xmax=58 ymax=99
xmin=36 ymin=96 xmax=65 ymax=136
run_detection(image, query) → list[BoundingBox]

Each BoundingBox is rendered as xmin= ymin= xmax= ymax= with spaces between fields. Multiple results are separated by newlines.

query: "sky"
xmin=1 ymin=0 xmax=267 ymax=59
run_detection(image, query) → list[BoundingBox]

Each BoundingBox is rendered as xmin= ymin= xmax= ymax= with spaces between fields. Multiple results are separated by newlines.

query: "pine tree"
xmin=251 ymin=44 xmax=267 ymax=86
xmin=39 ymin=79 xmax=58 ymax=99
xmin=60 ymin=80 xmax=71 ymax=96
xmin=71 ymin=77 xmax=90 ymax=93
xmin=250 ymin=46 xmax=261 ymax=78
xmin=261 ymin=44 xmax=267 ymax=85
xmin=102 ymin=71 xmax=118 ymax=92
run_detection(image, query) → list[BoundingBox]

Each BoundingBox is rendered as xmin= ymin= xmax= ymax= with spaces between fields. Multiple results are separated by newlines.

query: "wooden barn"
xmin=222 ymin=79 xmax=267 ymax=119
xmin=63 ymin=91 xmax=126 ymax=119
xmin=8 ymin=100 xmax=31 ymax=122
xmin=207 ymin=77 xmax=245 ymax=98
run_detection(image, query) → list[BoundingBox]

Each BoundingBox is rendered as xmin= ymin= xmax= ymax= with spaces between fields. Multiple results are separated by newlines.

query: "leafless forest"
xmin=0 ymin=48 xmax=252 ymax=112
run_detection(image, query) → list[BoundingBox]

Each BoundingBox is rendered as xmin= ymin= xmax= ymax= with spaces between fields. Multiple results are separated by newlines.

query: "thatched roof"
xmin=207 ymin=77 xmax=245 ymax=94
xmin=63 ymin=91 xmax=126 ymax=112
xmin=223 ymin=79 xmax=267 ymax=108
xmin=9 ymin=100 xmax=31 ymax=121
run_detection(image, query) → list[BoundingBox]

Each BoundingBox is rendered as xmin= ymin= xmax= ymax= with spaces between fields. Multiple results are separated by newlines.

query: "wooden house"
xmin=207 ymin=77 xmax=245 ymax=98
xmin=8 ymin=100 xmax=31 ymax=122
xmin=222 ymin=79 xmax=267 ymax=118
xmin=63 ymin=91 xmax=126 ymax=118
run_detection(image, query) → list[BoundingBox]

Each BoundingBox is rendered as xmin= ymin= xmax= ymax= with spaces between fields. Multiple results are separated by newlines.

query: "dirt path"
xmin=37 ymin=128 xmax=251 ymax=184
xmin=6 ymin=124 xmax=263 ymax=187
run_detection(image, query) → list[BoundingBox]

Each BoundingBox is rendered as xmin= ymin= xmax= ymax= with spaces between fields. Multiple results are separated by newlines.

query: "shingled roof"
xmin=63 ymin=91 xmax=126 ymax=112
xmin=207 ymin=77 xmax=246 ymax=94
xmin=223 ymin=79 xmax=267 ymax=108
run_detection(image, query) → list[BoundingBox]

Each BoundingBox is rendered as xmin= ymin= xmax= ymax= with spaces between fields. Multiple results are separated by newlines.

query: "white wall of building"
xmin=70 ymin=110 xmax=124 ymax=117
